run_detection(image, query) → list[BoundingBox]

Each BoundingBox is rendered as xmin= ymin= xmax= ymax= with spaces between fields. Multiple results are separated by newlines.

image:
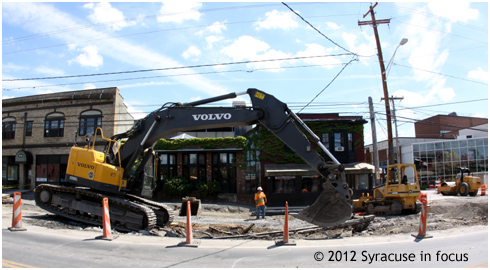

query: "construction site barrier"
xmin=275 ymin=201 xmax=296 ymax=246
xmin=178 ymin=200 xmax=200 ymax=247
xmin=412 ymin=192 xmax=432 ymax=240
xmin=481 ymin=184 xmax=487 ymax=196
xmin=96 ymin=198 xmax=118 ymax=241
xmin=8 ymin=192 xmax=27 ymax=231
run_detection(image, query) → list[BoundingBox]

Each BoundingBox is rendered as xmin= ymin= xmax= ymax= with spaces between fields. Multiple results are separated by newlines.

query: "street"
xmin=2 ymin=225 xmax=487 ymax=268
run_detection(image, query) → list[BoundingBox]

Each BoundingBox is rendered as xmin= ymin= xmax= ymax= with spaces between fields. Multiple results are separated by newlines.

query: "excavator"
xmin=35 ymin=88 xmax=353 ymax=231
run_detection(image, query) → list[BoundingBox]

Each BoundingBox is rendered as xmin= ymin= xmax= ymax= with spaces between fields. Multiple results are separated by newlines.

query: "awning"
xmin=265 ymin=162 xmax=375 ymax=177
xmin=170 ymin=133 xmax=196 ymax=139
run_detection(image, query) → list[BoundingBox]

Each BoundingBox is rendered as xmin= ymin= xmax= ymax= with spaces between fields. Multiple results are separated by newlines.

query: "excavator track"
xmin=34 ymin=184 xmax=163 ymax=232
xmin=125 ymin=194 xmax=174 ymax=227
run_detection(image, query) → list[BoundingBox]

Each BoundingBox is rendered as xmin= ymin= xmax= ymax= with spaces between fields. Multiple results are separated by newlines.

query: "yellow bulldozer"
xmin=437 ymin=167 xmax=482 ymax=196
xmin=352 ymin=163 xmax=421 ymax=215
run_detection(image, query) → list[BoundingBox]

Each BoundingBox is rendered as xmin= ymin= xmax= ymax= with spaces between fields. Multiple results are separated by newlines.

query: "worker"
xmin=254 ymin=187 xmax=267 ymax=219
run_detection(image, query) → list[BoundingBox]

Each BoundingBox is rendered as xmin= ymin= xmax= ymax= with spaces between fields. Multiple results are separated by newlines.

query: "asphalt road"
xmin=2 ymin=225 xmax=487 ymax=268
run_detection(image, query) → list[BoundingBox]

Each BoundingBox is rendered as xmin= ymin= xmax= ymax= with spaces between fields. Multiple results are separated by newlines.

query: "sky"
xmin=2 ymin=1 xmax=488 ymax=145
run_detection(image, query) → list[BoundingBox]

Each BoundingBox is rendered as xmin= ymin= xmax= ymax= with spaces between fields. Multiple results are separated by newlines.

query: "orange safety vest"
xmin=255 ymin=192 xmax=266 ymax=206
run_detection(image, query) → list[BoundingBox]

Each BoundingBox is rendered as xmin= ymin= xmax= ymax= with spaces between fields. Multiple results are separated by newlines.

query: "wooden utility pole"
xmin=382 ymin=96 xmax=404 ymax=163
xmin=358 ymin=3 xmax=395 ymax=165
xmin=368 ymin=97 xmax=380 ymax=185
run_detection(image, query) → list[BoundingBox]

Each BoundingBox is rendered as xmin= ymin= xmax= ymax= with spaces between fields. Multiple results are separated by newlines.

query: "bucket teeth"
xmin=296 ymin=184 xmax=351 ymax=228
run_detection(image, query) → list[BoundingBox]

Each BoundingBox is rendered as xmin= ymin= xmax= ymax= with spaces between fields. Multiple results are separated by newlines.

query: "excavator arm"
xmin=110 ymin=88 xmax=352 ymax=227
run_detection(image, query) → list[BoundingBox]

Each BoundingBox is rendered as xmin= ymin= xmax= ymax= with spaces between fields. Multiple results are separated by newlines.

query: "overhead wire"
xmin=3 ymin=54 xmax=351 ymax=82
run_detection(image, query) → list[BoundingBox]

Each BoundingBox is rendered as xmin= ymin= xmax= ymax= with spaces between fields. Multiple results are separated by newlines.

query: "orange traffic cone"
xmin=481 ymin=184 xmax=487 ymax=196
xmin=96 ymin=198 xmax=118 ymax=240
xmin=275 ymin=201 xmax=296 ymax=246
xmin=412 ymin=193 xmax=432 ymax=240
xmin=179 ymin=200 xmax=200 ymax=247
xmin=8 ymin=192 xmax=27 ymax=231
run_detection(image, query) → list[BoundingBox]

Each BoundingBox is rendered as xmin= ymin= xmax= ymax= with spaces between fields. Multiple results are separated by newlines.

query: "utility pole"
xmin=368 ymin=97 xmax=380 ymax=185
xmin=359 ymin=3 xmax=395 ymax=165
xmin=382 ymin=96 xmax=404 ymax=163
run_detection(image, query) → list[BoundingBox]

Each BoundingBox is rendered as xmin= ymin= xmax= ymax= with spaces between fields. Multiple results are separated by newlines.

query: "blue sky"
xmin=2 ymin=2 xmax=488 ymax=145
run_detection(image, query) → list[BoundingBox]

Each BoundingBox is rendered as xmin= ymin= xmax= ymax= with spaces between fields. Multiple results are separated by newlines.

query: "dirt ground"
xmin=2 ymin=191 xmax=488 ymax=240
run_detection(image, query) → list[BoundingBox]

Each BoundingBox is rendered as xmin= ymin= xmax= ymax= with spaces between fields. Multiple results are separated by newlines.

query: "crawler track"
xmin=34 ymin=184 xmax=173 ymax=232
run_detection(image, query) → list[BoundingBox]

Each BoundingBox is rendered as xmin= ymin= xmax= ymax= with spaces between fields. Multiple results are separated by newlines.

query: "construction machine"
xmin=352 ymin=163 xmax=421 ymax=215
xmin=35 ymin=88 xmax=353 ymax=231
xmin=438 ymin=167 xmax=482 ymax=196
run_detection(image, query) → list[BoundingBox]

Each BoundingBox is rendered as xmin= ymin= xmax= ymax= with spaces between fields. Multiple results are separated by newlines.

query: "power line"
xmin=297 ymin=56 xmax=358 ymax=113
xmin=394 ymin=63 xmax=488 ymax=85
xmin=3 ymin=54 xmax=351 ymax=82
xmin=282 ymin=2 xmax=361 ymax=57
xmin=3 ymin=59 xmax=356 ymax=91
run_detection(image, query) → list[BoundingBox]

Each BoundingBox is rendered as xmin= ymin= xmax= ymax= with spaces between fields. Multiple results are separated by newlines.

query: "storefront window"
xmin=273 ymin=176 xmax=295 ymax=193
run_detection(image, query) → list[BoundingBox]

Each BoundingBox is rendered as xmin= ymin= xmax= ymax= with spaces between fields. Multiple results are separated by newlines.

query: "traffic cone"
xmin=8 ymin=192 xmax=27 ymax=231
xmin=178 ymin=200 xmax=200 ymax=247
xmin=480 ymin=184 xmax=487 ymax=196
xmin=96 ymin=198 xmax=118 ymax=240
xmin=412 ymin=193 xmax=432 ymax=240
xmin=275 ymin=201 xmax=296 ymax=246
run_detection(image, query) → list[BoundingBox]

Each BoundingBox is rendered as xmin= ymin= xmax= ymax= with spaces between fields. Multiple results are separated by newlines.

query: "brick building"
xmin=415 ymin=113 xmax=488 ymax=139
xmin=2 ymin=87 xmax=133 ymax=190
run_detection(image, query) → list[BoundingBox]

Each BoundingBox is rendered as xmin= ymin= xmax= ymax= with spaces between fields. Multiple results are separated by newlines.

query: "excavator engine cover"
xmin=296 ymin=177 xmax=352 ymax=227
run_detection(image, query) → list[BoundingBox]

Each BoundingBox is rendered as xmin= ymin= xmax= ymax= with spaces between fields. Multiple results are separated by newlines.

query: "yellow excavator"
xmin=35 ymin=88 xmax=353 ymax=231
xmin=352 ymin=163 xmax=421 ymax=215
xmin=438 ymin=167 xmax=482 ymax=196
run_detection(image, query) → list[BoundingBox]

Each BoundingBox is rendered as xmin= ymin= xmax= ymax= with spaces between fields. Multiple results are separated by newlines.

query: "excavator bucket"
xmin=296 ymin=182 xmax=352 ymax=227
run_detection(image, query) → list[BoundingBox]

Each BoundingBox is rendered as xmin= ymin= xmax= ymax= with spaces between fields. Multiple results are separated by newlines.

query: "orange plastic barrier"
xmin=8 ymin=192 xmax=27 ymax=231
xmin=179 ymin=200 xmax=200 ymax=247
xmin=481 ymin=184 xmax=487 ymax=196
xmin=96 ymin=198 xmax=117 ymax=240
xmin=276 ymin=201 xmax=296 ymax=246
xmin=412 ymin=192 xmax=432 ymax=240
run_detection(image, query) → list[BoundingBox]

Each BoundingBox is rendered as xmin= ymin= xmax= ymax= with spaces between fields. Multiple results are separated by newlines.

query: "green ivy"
xmin=154 ymin=136 xmax=247 ymax=150
xmin=244 ymin=122 xmax=364 ymax=164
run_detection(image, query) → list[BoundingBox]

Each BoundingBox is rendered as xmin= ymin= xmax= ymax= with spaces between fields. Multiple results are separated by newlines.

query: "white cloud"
xmin=342 ymin=32 xmax=378 ymax=65
xmin=296 ymin=43 xmax=342 ymax=69
xmin=326 ymin=22 xmax=340 ymax=30
xmin=182 ymin=46 xmax=201 ymax=61
xmin=197 ymin=21 xmax=226 ymax=36
xmin=83 ymin=83 xmax=96 ymax=90
xmin=221 ymin=36 xmax=290 ymax=72
xmin=205 ymin=35 xmax=222 ymax=49
xmin=157 ymin=1 xmax=202 ymax=24
xmin=428 ymin=2 xmax=479 ymax=23
xmin=124 ymin=102 xmax=147 ymax=120
xmin=255 ymin=10 xmax=298 ymax=30
xmin=35 ymin=66 xmax=65 ymax=76
xmin=83 ymin=2 xmax=134 ymax=31
xmin=71 ymin=45 xmax=103 ymax=68
xmin=468 ymin=67 xmax=488 ymax=82
xmin=3 ymin=63 xmax=27 ymax=72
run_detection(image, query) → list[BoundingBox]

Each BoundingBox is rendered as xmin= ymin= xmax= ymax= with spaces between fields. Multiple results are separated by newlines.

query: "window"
xmin=159 ymin=154 xmax=177 ymax=180
xmin=212 ymin=152 xmax=237 ymax=193
xmin=79 ymin=110 xmax=102 ymax=136
xmin=347 ymin=132 xmax=353 ymax=151
xmin=44 ymin=113 xmax=65 ymax=137
xmin=334 ymin=132 xmax=344 ymax=151
xmin=26 ymin=121 xmax=33 ymax=136
xmin=2 ymin=117 xmax=16 ymax=140
xmin=183 ymin=153 xmax=206 ymax=181
xmin=321 ymin=133 xmax=329 ymax=149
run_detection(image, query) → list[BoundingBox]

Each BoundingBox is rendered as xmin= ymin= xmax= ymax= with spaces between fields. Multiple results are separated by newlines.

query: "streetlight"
xmin=385 ymin=38 xmax=408 ymax=78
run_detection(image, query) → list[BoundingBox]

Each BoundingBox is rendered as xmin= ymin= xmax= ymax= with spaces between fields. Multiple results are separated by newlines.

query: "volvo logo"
xmin=77 ymin=162 xmax=95 ymax=170
xmin=192 ymin=113 xmax=232 ymax=121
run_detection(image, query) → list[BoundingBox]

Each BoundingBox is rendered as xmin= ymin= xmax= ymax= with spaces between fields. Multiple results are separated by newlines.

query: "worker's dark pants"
xmin=256 ymin=205 xmax=265 ymax=219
